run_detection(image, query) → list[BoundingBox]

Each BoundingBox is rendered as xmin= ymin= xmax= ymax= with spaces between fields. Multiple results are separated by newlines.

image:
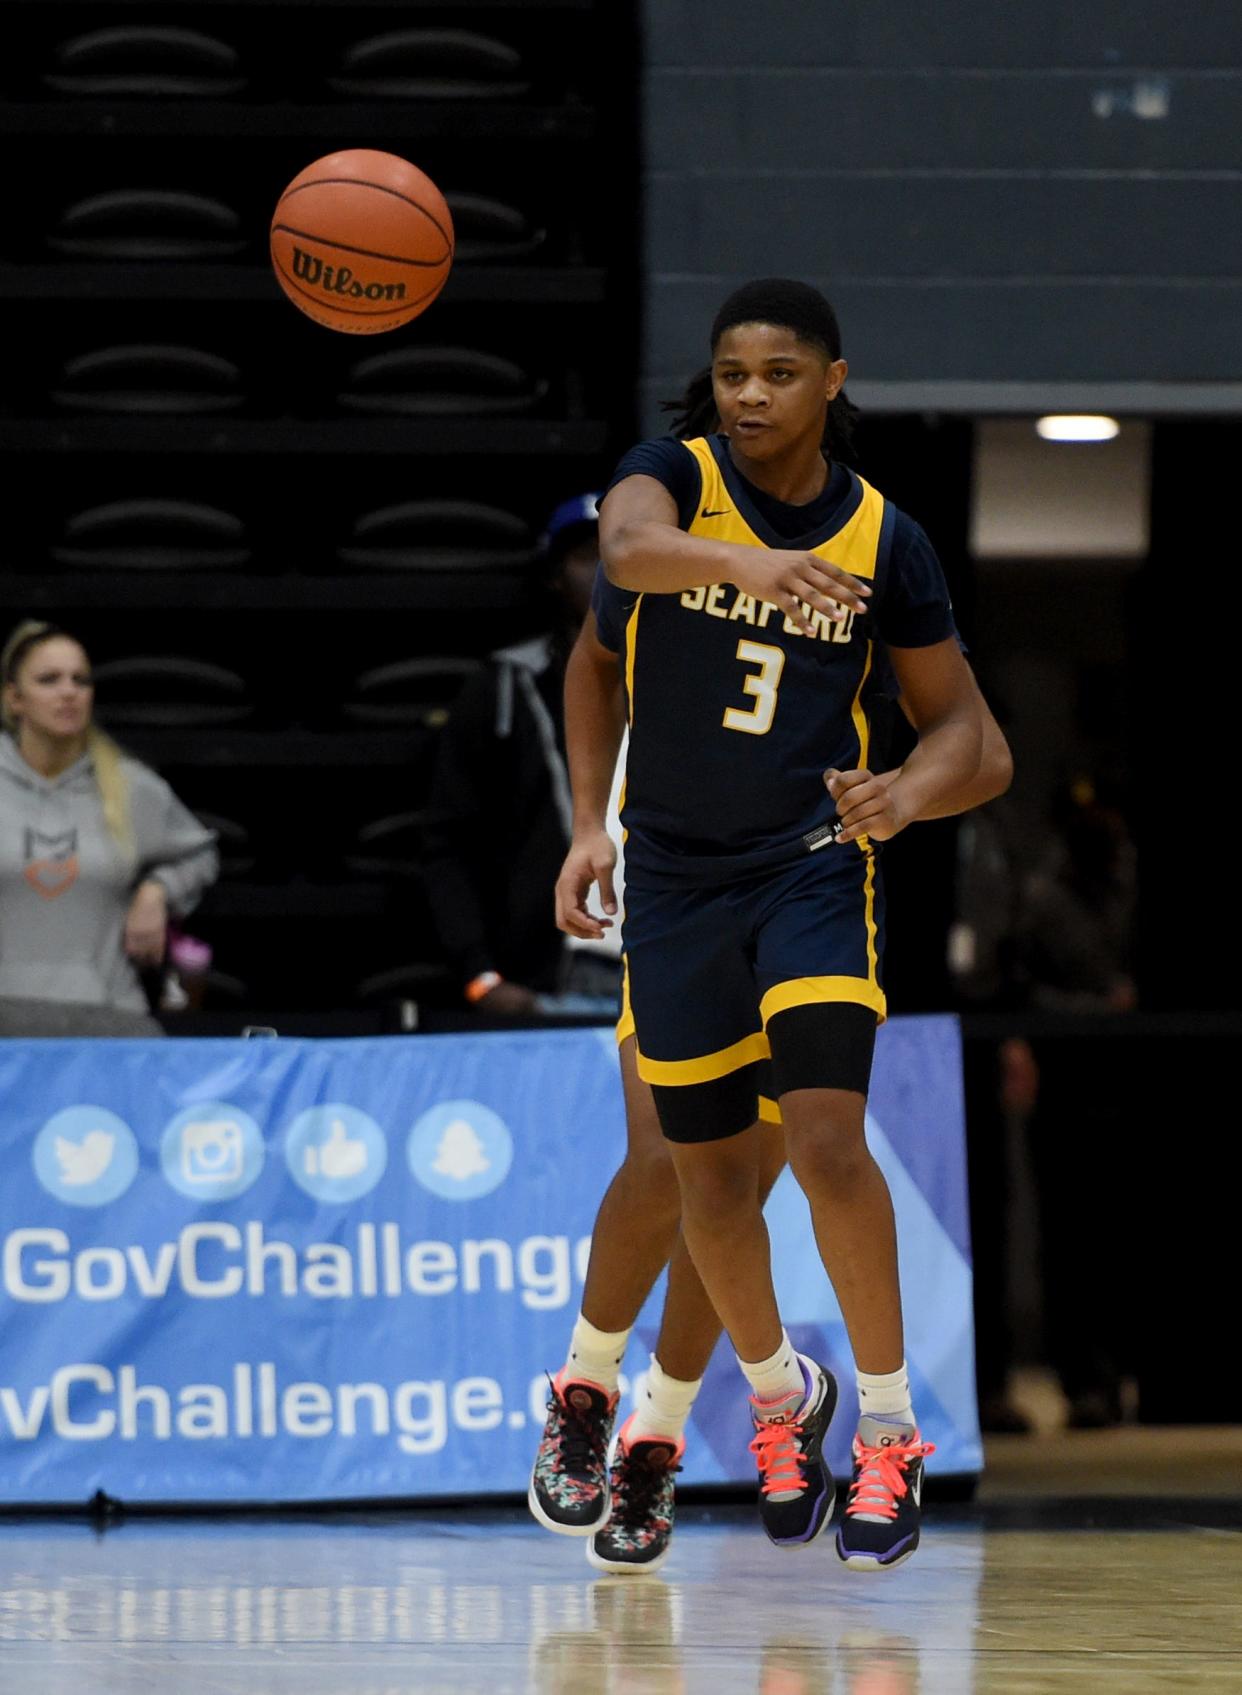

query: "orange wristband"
xmin=465 ymin=971 xmax=502 ymax=1004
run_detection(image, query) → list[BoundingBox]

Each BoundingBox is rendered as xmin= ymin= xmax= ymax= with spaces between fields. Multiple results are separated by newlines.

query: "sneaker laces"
xmin=845 ymin=1435 xmax=935 ymax=1521
xmin=612 ymin=1444 xmax=680 ymax=1526
xmin=549 ymin=1377 xmax=609 ymax=1478
xmin=748 ymin=1417 xmax=807 ymax=1497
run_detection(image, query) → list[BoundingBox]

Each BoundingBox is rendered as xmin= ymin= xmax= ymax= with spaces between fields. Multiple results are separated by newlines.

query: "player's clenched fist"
xmin=555 ymin=829 xmax=618 ymax=939
xmin=824 ymin=767 xmax=909 ymax=844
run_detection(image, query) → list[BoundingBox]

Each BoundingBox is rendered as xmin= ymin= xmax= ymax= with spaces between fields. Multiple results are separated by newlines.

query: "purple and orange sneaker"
xmin=588 ymin=1414 xmax=684 ymax=1575
xmin=528 ymin=1370 xmax=618 ymax=1536
xmin=748 ymin=1355 xmax=838 ymax=1548
xmin=835 ymin=1421 xmax=935 ymax=1571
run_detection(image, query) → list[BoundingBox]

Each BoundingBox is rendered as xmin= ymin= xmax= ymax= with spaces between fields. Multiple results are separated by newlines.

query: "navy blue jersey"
xmin=594 ymin=434 xmax=955 ymax=886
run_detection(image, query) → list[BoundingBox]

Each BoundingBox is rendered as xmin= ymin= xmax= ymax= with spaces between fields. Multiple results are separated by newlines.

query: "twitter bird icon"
xmin=56 ymin=1129 xmax=115 ymax=1186
xmin=35 ymin=1107 xmax=138 ymax=1206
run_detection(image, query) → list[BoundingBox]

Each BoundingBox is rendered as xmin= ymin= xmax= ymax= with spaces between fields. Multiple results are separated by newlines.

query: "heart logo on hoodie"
xmin=23 ymin=830 xmax=81 ymax=900
xmin=25 ymin=853 xmax=80 ymax=898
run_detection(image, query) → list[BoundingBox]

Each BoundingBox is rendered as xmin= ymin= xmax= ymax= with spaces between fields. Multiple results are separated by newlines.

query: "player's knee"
xmin=618 ymin=1141 xmax=679 ymax=1217
xmin=674 ymin=1155 xmax=758 ymax=1228
xmin=756 ymin=1135 xmax=786 ymax=1204
xmin=785 ymin=1112 xmax=870 ymax=1193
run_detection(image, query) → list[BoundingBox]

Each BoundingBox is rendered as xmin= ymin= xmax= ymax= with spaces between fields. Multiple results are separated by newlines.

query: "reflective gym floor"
xmin=3 ymin=1430 xmax=1240 ymax=1694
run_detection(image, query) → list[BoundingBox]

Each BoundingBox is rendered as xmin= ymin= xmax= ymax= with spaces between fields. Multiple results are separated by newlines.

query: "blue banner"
xmin=0 ymin=1020 xmax=979 ymax=1503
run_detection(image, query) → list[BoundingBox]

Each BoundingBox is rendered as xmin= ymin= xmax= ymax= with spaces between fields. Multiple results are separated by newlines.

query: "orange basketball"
xmin=270 ymin=149 xmax=454 ymax=334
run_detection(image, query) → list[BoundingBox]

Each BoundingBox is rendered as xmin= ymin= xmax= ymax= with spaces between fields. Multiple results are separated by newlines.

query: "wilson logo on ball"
xmin=291 ymin=247 xmax=407 ymax=304
xmin=271 ymin=150 xmax=454 ymax=334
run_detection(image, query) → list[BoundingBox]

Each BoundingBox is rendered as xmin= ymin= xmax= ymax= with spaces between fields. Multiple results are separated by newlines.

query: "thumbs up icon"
xmin=305 ymin=1118 xmax=368 ymax=1180
xmin=287 ymin=1105 xmax=386 ymax=1201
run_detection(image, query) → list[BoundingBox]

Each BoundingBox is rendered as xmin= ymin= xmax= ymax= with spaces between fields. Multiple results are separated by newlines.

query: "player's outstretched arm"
xmin=557 ymin=613 xmax=626 ymax=940
xmin=599 ymin=474 xmax=870 ymax=637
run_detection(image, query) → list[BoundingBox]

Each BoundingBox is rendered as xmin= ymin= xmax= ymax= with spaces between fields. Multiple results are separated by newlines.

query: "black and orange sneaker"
xmin=528 ymin=1370 xmax=618 ymax=1536
xmin=748 ymin=1355 xmax=838 ymax=1548
xmin=835 ymin=1420 xmax=935 ymax=1571
xmin=588 ymin=1414 xmax=683 ymax=1575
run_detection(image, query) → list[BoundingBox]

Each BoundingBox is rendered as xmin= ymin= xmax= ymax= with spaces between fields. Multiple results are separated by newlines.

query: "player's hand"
xmin=824 ymin=768 xmax=909 ymax=844
xmin=555 ymin=829 xmax=618 ymax=939
xmin=726 ymin=545 xmax=870 ymax=638
xmin=477 ymin=981 xmax=540 ymax=1016
xmin=124 ymin=879 xmax=169 ymax=966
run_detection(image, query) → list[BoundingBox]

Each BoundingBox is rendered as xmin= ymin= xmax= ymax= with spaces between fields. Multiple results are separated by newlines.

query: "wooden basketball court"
xmin=2 ymin=1429 xmax=1239 ymax=1693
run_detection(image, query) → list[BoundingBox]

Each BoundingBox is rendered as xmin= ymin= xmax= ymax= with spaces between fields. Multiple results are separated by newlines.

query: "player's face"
xmin=712 ymin=324 xmax=847 ymax=460
xmin=5 ymin=637 xmax=94 ymax=742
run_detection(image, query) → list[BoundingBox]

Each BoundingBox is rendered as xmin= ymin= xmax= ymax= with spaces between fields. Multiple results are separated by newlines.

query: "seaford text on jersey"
xmin=291 ymin=246 xmax=408 ymax=304
xmin=3 ymin=1222 xmax=590 ymax=1310
xmin=678 ymin=585 xmax=857 ymax=645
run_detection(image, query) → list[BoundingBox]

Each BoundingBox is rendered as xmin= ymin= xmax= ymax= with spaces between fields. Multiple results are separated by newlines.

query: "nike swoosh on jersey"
xmin=700 ymin=506 xmax=732 ymax=518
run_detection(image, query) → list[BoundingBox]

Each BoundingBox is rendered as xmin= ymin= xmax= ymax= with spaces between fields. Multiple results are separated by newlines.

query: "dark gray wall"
xmin=641 ymin=1 xmax=1242 ymax=422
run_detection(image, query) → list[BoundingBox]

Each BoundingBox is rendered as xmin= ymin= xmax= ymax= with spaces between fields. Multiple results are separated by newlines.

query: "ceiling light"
xmin=1035 ymin=415 xmax=1121 ymax=443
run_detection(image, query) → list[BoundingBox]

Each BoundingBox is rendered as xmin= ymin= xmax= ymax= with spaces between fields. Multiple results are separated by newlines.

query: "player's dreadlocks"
xmin=662 ymin=277 xmax=860 ymax=467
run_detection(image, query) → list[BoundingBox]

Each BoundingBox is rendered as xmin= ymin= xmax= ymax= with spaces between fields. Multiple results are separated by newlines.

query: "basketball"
xmin=269 ymin=149 xmax=454 ymax=334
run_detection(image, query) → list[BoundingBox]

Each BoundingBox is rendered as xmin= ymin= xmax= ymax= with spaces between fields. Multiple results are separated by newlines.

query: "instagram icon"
xmin=161 ymin=1103 xmax=264 ymax=1200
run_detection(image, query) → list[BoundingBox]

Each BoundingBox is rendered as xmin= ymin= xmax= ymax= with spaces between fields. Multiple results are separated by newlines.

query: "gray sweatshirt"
xmin=0 ymin=734 xmax=218 ymax=1012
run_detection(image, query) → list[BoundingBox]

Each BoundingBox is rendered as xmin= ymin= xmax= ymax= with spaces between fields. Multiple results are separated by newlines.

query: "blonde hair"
xmin=2 ymin=619 xmax=134 ymax=857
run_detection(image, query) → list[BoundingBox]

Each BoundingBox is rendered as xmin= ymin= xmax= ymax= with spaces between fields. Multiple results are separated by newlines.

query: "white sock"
xmin=628 ymin=1356 xmax=701 ymax=1444
xmin=856 ymin=1361 xmax=916 ymax=1431
xmin=565 ymin=1313 xmax=631 ymax=1393
xmin=738 ymin=1330 xmax=805 ymax=1405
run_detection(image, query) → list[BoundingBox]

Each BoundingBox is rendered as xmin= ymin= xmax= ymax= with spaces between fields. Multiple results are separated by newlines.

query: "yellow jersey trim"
xmin=758 ymin=1094 xmax=783 ymax=1125
xmin=850 ymin=640 xmax=874 ymax=772
xmin=615 ymin=957 xmax=636 ymax=1046
xmin=680 ymin=437 xmax=885 ymax=581
xmin=624 ymin=593 xmax=643 ymax=727
xmin=862 ymin=851 xmax=881 ymax=995
xmin=636 ymin=1029 xmax=770 ymax=1087
xmin=759 ymin=975 xmax=887 ymax=1025
xmin=846 ymin=640 xmax=876 ymax=852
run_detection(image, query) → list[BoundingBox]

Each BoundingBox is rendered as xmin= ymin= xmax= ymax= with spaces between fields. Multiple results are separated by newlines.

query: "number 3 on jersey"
xmin=723 ymin=640 xmax=785 ymax=736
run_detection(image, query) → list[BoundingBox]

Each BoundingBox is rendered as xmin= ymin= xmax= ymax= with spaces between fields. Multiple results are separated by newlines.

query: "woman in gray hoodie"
xmin=0 ymin=620 xmax=219 ymax=1035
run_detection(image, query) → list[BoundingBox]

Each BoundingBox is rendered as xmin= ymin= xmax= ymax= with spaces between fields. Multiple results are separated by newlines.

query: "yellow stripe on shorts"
xmin=635 ymin=1030 xmax=770 ymax=1087
xmin=759 ymin=975 xmax=887 ymax=1026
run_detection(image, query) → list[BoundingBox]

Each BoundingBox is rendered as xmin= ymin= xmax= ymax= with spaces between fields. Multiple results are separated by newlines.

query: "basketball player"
xmin=529 ymin=279 xmax=1010 ymax=1573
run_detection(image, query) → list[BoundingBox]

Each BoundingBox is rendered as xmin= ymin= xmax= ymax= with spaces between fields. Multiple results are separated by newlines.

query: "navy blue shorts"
xmin=622 ymin=846 xmax=886 ymax=1143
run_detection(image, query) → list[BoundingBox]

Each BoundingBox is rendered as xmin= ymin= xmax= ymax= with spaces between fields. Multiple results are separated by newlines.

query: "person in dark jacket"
xmin=1016 ymin=775 xmax=1138 ymax=1428
xmin=422 ymin=494 xmax=619 ymax=1015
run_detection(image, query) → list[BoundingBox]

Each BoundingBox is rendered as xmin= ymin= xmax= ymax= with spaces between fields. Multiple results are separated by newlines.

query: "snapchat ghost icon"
xmin=432 ymin=1118 xmax=492 ymax=1182
xmin=409 ymin=1101 xmax=513 ymax=1200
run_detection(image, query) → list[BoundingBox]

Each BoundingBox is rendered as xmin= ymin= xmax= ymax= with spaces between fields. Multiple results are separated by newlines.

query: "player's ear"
xmin=825 ymin=358 xmax=848 ymax=403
